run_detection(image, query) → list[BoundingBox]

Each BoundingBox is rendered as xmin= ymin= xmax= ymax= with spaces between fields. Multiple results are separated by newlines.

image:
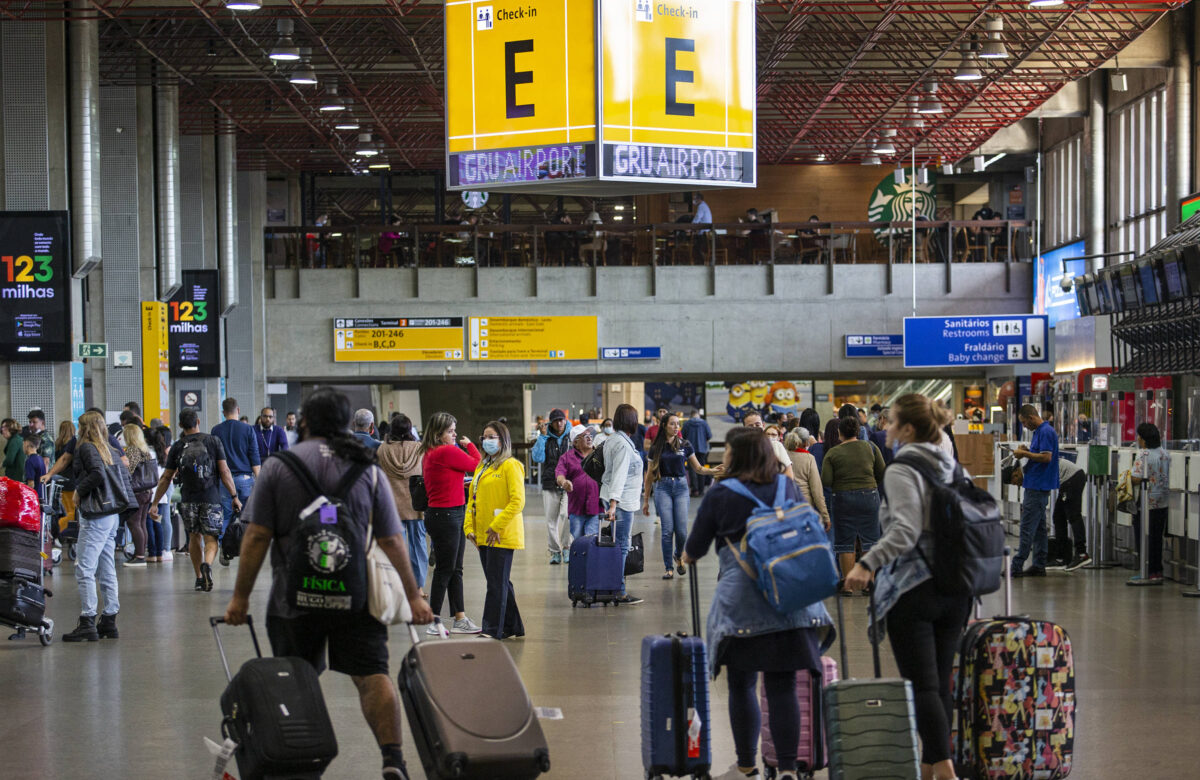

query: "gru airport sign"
xmin=444 ymin=0 xmax=755 ymax=192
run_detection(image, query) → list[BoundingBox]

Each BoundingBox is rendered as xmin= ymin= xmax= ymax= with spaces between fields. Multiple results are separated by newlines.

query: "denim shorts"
xmin=832 ymin=489 xmax=881 ymax=554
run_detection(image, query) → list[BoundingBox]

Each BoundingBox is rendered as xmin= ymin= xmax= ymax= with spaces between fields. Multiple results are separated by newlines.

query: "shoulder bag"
xmin=367 ymin=468 xmax=413 ymax=625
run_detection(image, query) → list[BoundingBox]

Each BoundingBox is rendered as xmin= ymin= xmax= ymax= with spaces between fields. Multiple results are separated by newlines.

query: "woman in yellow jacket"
xmin=464 ymin=420 xmax=526 ymax=640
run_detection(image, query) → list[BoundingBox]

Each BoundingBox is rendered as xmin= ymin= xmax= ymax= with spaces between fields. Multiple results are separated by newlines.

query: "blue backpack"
xmin=720 ymin=476 xmax=839 ymax=614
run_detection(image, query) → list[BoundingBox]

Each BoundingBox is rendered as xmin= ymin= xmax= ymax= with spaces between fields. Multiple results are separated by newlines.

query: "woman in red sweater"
xmin=420 ymin=412 xmax=483 ymax=634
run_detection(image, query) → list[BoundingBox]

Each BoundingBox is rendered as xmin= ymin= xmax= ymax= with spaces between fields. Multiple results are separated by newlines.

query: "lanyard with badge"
xmin=471 ymin=459 xmax=501 ymax=545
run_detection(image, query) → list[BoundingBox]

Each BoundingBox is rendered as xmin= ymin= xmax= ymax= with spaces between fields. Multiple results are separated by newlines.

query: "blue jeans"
xmin=160 ymin=503 xmax=173 ymax=552
xmin=76 ymin=513 xmax=120 ymax=617
xmin=1014 ymin=489 xmax=1050 ymax=571
xmin=613 ymin=507 xmax=634 ymax=595
xmin=146 ymin=507 xmax=165 ymax=557
xmin=832 ymin=488 xmax=881 ymax=554
xmin=402 ymin=519 xmax=429 ymax=590
xmin=654 ymin=476 xmax=690 ymax=572
xmin=220 ymin=474 xmax=255 ymax=538
xmin=569 ymin=514 xmax=600 ymax=540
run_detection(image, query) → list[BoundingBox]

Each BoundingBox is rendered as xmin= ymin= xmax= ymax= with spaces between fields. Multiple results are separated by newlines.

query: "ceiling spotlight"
xmin=1111 ymin=71 xmax=1128 ymax=92
xmin=894 ymin=166 xmax=906 ymax=185
xmin=225 ymin=1 xmax=263 ymax=10
xmin=269 ymin=20 xmax=301 ymax=62
xmin=354 ymin=132 xmax=379 ymax=157
xmin=973 ymin=155 xmax=986 ymax=172
xmin=289 ymin=56 xmax=318 ymax=86
xmin=814 ymin=152 xmax=827 ymax=162
xmin=335 ymin=120 xmax=361 ymax=130
xmin=368 ymin=162 xmax=391 ymax=170
xmin=955 ymin=42 xmax=983 ymax=81
xmin=1029 ymin=0 xmax=1064 ymax=7
xmin=980 ymin=17 xmax=1008 ymax=59
xmin=917 ymin=81 xmax=943 ymax=114
xmin=918 ymin=168 xmax=931 ymax=185
xmin=873 ymin=130 xmax=897 ymax=155
xmin=902 ymin=116 xmax=926 ymax=129
xmin=861 ymin=154 xmax=882 ymax=166
xmin=319 ymin=82 xmax=346 ymax=112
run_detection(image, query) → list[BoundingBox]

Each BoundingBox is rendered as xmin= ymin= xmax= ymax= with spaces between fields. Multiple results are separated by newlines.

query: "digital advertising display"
xmin=445 ymin=0 xmax=597 ymax=189
xmin=0 ymin=211 xmax=71 ymax=362
xmin=468 ymin=316 xmax=597 ymax=360
xmin=167 ymin=269 xmax=221 ymax=377
xmin=334 ymin=317 xmax=465 ymax=362
xmin=1033 ymin=240 xmax=1087 ymax=327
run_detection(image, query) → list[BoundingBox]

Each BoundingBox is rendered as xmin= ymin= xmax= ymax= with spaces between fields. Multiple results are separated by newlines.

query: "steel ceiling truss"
xmin=0 ymin=1 xmax=1174 ymax=172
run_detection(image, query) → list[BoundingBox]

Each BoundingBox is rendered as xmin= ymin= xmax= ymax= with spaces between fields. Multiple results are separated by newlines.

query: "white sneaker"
xmin=451 ymin=617 xmax=482 ymax=634
xmin=426 ymin=625 xmax=441 ymax=636
xmin=160 ymin=551 xmax=173 ymax=562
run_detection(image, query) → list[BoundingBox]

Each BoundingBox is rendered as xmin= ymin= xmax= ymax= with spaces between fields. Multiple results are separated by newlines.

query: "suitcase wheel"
xmin=537 ymin=751 xmax=551 ymax=773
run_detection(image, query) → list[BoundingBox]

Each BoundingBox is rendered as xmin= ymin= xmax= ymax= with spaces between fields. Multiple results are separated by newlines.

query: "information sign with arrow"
xmin=903 ymin=315 xmax=1049 ymax=368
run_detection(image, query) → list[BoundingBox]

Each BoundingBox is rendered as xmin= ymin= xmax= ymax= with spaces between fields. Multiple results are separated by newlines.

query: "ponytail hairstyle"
xmin=420 ymin=412 xmax=457 ymax=455
xmin=299 ymin=388 xmax=375 ymax=466
xmin=891 ymin=393 xmax=955 ymax=444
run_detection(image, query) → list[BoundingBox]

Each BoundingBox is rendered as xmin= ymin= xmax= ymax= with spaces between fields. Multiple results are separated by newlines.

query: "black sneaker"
xmin=194 ymin=577 xmax=205 ymax=592
xmin=1012 ymin=567 xmax=1047 ymax=578
xmin=617 ymin=594 xmax=644 ymax=605
xmin=1064 ymin=554 xmax=1090 ymax=572
xmin=201 ymin=562 xmax=214 ymax=592
xmin=381 ymin=767 xmax=410 ymax=780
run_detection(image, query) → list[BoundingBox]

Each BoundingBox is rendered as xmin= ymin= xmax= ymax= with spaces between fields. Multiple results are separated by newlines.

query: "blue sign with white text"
xmin=600 ymin=346 xmax=662 ymax=360
xmin=70 ymin=361 xmax=85 ymax=422
xmin=845 ymin=334 xmax=904 ymax=358
xmin=904 ymin=315 xmax=1049 ymax=368
xmin=1034 ymin=240 xmax=1087 ymax=327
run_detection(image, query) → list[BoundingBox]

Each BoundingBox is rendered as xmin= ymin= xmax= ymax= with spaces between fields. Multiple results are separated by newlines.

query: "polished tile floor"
xmin=2 ymin=492 xmax=1199 ymax=779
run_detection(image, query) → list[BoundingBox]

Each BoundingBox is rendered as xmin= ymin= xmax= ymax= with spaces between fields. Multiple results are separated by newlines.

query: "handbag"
xmin=366 ymin=469 xmax=413 ymax=625
xmin=1116 ymin=469 xmax=1139 ymax=514
xmin=79 ymin=449 xmax=136 ymax=518
xmin=409 ymin=474 xmax=428 ymax=512
xmin=624 ymin=532 xmax=645 ymax=576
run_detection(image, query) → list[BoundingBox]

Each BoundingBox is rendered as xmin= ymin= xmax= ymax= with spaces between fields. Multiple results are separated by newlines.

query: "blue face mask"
xmin=481 ymin=438 xmax=500 ymax=455
xmin=603 ymin=426 xmax=614 ymax=435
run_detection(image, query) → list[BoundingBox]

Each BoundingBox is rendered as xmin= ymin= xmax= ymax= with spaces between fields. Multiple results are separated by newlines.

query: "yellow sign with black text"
xmin=444 ymin=0 xmax=754 ymax=189
xmin=141 ymin=302 xmax=170 ymax=425
xmin=334 ymin=318 xmax=465 ymax=363
xmin=468 ymin=316 xmax=598 ymax=361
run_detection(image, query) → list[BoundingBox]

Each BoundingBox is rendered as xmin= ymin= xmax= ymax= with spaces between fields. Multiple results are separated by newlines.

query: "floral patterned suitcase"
xmin=952 ymin=553 xmax=1075 ymax=779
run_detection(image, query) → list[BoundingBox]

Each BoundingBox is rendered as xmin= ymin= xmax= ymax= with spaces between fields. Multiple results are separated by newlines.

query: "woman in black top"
xmin=641 ymin=413 xmax=721 ymax=579
xmin=681 ymin=428 xmax=832 ymax=780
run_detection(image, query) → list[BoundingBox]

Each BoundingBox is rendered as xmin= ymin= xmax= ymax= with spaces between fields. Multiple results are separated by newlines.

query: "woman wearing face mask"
xmin=464 ymin=421 xmax=526 ymax=640
xmin=592 ymin=418 xmax=615 ymax=448
xmin=642 ymin=413 xmax=723 ymax=579
xmin=420 ymin=412 xmax=483 ymax=635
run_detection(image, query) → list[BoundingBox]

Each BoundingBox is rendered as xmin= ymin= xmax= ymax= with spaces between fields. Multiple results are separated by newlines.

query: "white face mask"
xmin=603 ymin=426 xmax=614 ymax=435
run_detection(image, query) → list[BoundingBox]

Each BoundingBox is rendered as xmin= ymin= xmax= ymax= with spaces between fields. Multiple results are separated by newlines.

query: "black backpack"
xmin=177 ymin=436 xmax=215 ymax=494
xmin=275 ymin=451 xmax=371 ymax=614
xmin=891 ymin=451 xmax=1005 ymax=598
xmin=581 ymin=440 xmax=606 ymax=482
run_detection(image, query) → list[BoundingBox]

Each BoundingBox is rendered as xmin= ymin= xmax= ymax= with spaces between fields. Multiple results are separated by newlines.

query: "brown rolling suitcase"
xmin=398 ymin=620 xmax=550 ymax=779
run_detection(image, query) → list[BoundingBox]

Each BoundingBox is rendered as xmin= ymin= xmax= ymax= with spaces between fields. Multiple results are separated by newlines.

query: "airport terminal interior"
xmin=4 ymin=1 xmax=1200 ymax=778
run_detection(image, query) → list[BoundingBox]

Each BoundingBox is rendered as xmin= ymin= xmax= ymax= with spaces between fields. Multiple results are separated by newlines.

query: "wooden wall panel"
xmin=701 ymin=165 xmax=893 ymax=224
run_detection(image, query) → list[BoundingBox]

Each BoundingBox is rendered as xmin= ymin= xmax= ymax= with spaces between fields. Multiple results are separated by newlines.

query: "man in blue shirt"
xmin=681 ymin=409 xmax=713 ymax=496
xmin=353 ymin=408 xmax=382 ymax=450
xmin=1012 ymin=404 xmax=1059 ymax=577
xmin=254 ymin=406 xmax=290 ymax=461
xmin=212 ymin=397 xmax=261 ymax=564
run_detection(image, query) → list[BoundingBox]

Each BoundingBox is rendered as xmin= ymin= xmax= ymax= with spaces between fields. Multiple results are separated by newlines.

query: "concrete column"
xmin=228 ymin=171 xmax=267 ymax=415
xmin=1169 ymin=8 xmax=1193 ymax=229
xmin=1085 ymin=74 xmax=1107 ymax=269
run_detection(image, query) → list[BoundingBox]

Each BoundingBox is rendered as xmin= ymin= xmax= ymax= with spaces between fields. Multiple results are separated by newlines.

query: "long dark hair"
xmin=648 ymin=414 xmax=683 ymax=479
xmin=146 ymin=426 xmax=170 ymax=463
xmin=823 ymin=419 xmax=841 ymax=448
xmin=299 ymin=389 xmax=374 ymax=465
xmin=799 ymin=409 xmax=820 ymax=441
xmin=389 ymin=413 xmax=417 ymax=442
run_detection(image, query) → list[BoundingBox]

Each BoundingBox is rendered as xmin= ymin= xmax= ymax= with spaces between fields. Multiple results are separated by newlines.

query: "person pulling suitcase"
xmin=222 ymin=389 xmax=433 ymax=780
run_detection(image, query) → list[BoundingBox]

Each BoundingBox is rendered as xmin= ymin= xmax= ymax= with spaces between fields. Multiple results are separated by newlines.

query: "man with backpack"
xmin=148 ymin=408 xmax=242 ymax=592
xmin=223 ymin=388 xmax=433 ymax=780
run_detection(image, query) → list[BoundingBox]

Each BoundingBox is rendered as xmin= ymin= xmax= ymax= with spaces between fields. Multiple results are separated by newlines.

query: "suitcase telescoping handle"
xmin=833 ymin=590 xmax=885 ymax=679
xmin=976 ymin=546 xmax=1015 ymax=620
xmin=405 ymin=616 xmax=449 ymax=645
xmin=210 ymin=616 xmax=263 ymax=684
xmin=688 ymin=560 xmax=701 ymax=640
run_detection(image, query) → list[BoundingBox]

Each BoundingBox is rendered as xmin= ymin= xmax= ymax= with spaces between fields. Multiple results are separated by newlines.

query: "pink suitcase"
xmin=760 ymin=655 xmax=838 ymax=777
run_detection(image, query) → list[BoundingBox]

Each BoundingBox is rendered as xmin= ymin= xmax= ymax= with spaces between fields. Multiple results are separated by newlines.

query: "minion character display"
xmin=725 ymin=382 xmax=755 ymax=422
xmin=748 ymin=380 xmax=772 ymax=408
xmin=765 ymin=381 xmax=800 ymax=415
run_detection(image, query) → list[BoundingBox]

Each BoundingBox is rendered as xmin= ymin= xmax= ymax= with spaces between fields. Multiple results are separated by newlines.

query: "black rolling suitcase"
xmin=210 ymin=616 xmax=338 ymax=780
xmin=398 ymin=619 xmax=551 ymax=779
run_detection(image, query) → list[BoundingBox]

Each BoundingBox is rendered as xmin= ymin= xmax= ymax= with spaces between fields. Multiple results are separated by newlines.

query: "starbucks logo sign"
xmin=867 ymin=169 xmax=937 ymax=236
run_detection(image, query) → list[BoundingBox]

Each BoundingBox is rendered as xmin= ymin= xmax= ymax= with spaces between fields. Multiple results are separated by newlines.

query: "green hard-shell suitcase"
xmin=822 ymin=593 xmax=921 ymax=780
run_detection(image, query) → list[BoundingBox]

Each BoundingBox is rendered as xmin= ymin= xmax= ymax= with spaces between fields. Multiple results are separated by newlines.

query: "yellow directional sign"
xmin=141 ymin=302 xmax=170 ymax=425
xmin=334 ymin=318 xmax=465 ymax=363
xmin=468 ymin=316 xmax=598 ymax=361
xmin=445 ymin=0 xmax=597 ymax=189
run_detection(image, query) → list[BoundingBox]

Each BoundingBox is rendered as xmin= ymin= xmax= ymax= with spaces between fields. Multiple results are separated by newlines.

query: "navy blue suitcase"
xmin=641 ymin=564 xmax=712 ymax=779
xmin=568 ymin=523 xmax=624 ymax=607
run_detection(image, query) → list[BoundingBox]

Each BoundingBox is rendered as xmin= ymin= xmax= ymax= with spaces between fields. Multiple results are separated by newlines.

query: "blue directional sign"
xmin=903 ymin=315 xmax=1049 ymax=368
xmin=845 ymin=334 xmax=903 ymax=359
xmin=600 ymin=346 xmax=661 ymax=360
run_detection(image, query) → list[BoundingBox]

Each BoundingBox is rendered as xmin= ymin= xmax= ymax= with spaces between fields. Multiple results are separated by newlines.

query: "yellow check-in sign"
xmin=444 ymin=0 xmax=755 ymax=190
xmin=468 ymin=316 xmax=598 ymax=361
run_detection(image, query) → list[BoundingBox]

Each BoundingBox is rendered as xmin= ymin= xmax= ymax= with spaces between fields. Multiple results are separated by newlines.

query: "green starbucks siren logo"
xmin=868 ymin=168 xmax=937 ymax=237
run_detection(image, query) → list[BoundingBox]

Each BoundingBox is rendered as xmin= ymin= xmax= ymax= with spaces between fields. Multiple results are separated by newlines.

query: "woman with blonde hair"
xmin=844 ymin=394 xmax=963 ymax=780
xmin=53 ymin=420 xmax=78 ymax=534
xmin=64 ymin=411 xmax=135 ymax=642
xmin=464 ymin=420 xmax=526 ymax=639
xmin=123 ymin=424 xmax=159 ymax=565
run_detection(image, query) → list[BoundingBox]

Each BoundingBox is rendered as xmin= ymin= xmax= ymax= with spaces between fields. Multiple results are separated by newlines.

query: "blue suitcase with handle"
xmin=641 ymin=564 xmax=712 ymax=779
xmin=568 ymin=521 xmax=624 ymax=607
